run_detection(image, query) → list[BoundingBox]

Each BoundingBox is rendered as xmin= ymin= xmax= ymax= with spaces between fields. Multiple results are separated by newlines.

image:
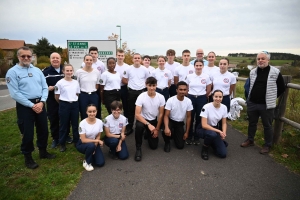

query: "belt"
xmin=81 ymin=91 xmax=97 ymax=95
xmin=104 ymin=89 xmax=120 ymax=92
xmin=28 ymin=97 xmax=41 ymax=103
xmin=156 ymin=87 xmax=168 ymax=91
xmin=188 ymin=94 xmax=206 ymax=98
xmin=60 ymin=100 xmax=77 ymax=103
xmin=169 ymin=118 xmax=184 ymax=123
xmin=128 ymin=88 xmax=145 ymax=92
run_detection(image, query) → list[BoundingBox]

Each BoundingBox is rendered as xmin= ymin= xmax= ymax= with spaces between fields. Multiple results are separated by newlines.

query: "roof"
xmin=0 ymin=39 xmax=25 ymax=50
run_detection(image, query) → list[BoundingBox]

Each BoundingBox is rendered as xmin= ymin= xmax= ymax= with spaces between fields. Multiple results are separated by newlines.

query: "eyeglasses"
xmin=196 ymin=53 xmax=204 ymax=55
xmin=20 ymin=55 xmax=32 ymax=59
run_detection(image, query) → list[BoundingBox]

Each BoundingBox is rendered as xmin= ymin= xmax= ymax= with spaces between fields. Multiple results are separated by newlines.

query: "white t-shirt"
xmin=165 ymin=61 xmax=180 ymax=84
xmin=55 ymin=79 xmax=80 ymax=101
xmin=75 ymin=68 xmax=101 ymax=93
xmin=123 ymin=65 xmax=150 ymax=90
xmin=79 ymin=118 xmax=103 ymax=139
xmin=145 ymin=66 xmax=155 ymax=72
xmin=100 ymin=71 xmax=121 ymax=90
xmin=211 ymin=71 xmax=236 ymax=96
xmin=135 ymin=92 xmax=165 ymax=120
xmin=202 ymin=66 xmax=219 ymax=78
xmin=115 ymin=63 xmax=129 ymax=86
xmin=81 ymin=60 xmax=106 ymax=74
xmin=186 ymin=73 xmax=211 ymax=95
xmin=103 ymin=114 xmax=128 ymax=134
xmin=150 ymin=68 xmax=172 ymax=89
xmin=174 ymin=64 xmax=195 ymax=82
xmin=165 ymin=96 xmax=193 ymax=122
xmin=200 ymin=102 xmax=227 ymax=126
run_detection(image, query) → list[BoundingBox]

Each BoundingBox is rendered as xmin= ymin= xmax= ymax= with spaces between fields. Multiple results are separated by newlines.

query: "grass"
xmin=0 ymin=105 xmax=109 ymax=200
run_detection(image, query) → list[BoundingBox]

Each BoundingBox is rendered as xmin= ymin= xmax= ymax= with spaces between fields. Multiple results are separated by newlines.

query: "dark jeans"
xmin=127 ymin=88 xmax=145 ymax=129
xmin=16 ymin=100 xmax=49 ymax=154
xmin=162 ymin=118 xmax=185 ymax=149
xmin=247 ymin=101 xmax=274 ymax=147
xmin=79 ymin=92 xmax=99 ymax=120
xmin=169 ymin=84 xmax=177 ymax=97
xmin=46 ymin=97 xmax=59 ymax=140
xmin=104 ymin=137 xmax=129 ymax=160
xmin=135 ymin=120 xmax=159 ymax=149
xmin=209 ymin=94 xmax=230 ymax=112
xmin=120 ymin=85 xmax=129 ymax=118
xmin=156 ymin=87 xmax=169 ymax=103
xmin=76 ymin=139 xmax=105 ymax=166
xmin=187 ymin=94 xmax=207 ymax=140
xmin=103 ymin=90 xmax=121 ymax=114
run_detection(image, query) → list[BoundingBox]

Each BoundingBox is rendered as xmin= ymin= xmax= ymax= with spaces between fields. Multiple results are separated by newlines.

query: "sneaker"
xmin=109 ymin=150 xmax=118 ymax=160
xmin=185 ymin=138 xmax=193 ymax=145
xmin=51 ymin=139 xmax=59 ymax=148
xmin=83 ymin=160 xmax=94 ymax=171
xmin=66 ymin=135 xmax=73 ymax=144
xmin=240 ymin=139 xmax=254 ymax=147
xmin=201 ymin=146 xmax=209 ymax=160
xmin=193 ymin=139 xmax=201 ymax=145
xmin=60 ymin=144 xmax=66 ymax=152
xmin=260 ymin=146 xmax=270 ymax=154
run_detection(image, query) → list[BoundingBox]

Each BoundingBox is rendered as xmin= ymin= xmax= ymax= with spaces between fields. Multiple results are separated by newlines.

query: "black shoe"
xmin=39 ymin=149 xmax=56 ymax=159
xmin=60 ymin=145 xmax=66 ymax=152
xmin=51 ymin=139 xmax=59 ymax=148
xmin=125 ymin=128 xmax=133 ymax=136
xmin=134 ymin=147 xmax=142 ymax=161
xmin=164 ymin=143 xmax=170 ymax=152
xmin=109 ymin=150 xmax=119 ymax=160
xmin=201 ymin=146 xmax=209 ymax=160
xmin=24 ymin=154 xmax=39 ymax=169
xmin=66 ymin=135 xmax=73 ymax=144
xmin=223 ymin=140 xmax=228 ymax=147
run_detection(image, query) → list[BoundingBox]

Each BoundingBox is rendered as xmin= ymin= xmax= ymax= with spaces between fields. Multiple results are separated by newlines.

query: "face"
xmin=146 ymin=83 xmax=157 ymax=93
xmin=196 ymin=49 xmax=204 ymax=59
xmin=89 ymin=50 xmax=98 ymax=61
xmin=50 ymin=53 xmax=61 ymax=68
xmin=182 ymin=53 xmax=190 ymax=63
xmin=63 ymin=66 xmax=73 ymax=77
xmin=219 ymin=59 xmax=228 ymax=73
xmin=167 ymin=54 xmax=175 ymax=63
xmin=143 ymin=58 xmax=151 ymax=67
xmin=117 ymin=52 xmax=125 ymax=62
xmin=177 ymin=85 xmax=188 ymax=97
xmin=213 ymin=91 xmax=223 ymax=104
xmin=18 ymin=49 xmax=32 ymax=67
xmin=157 ymin=57 xmax=165 ymax=67
xmin=132 ymin=54 xmax=142 ymax=66
xmin=107 ymin=59 xmax=116 ymax=72
xmin=84 ymin=56 xmax=93 ymax=67
xmin=194 ymin=61 xmax=203 ymax=72
xmin=207 ymin=52 xmax=216 ymax=64
xmin=111 ymin=108 xmax=122 ymax=119
xmin=257 ymin=53 xmax=269 ymax=68
xmin=86 ymin=106 xmax=97 ymax=119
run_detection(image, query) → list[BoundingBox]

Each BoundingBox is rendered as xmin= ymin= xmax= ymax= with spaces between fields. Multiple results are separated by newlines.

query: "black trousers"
xmin=135 ymin=120 xmax=158 ymax=149
xmin=46 ymin=97 xmax=59 ymax=140
xmin=127 ymin=88 xmax=145 ymax=129
xmin=103 ymin=89 xmax=121 ymax=114
xmin=162 ymin=118 xmax=185 ymax=149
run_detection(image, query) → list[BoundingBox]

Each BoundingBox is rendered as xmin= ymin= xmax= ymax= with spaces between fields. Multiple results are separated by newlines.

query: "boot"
xmin=201 ymin=146 xmax=209 ymax=160
xmin=134 ymin=147 xmax=142 ymax=161
xmin=39 ymin=149 xmax=56 ymax=159
xmin=24 ymin=154 xmax=39 ymax=169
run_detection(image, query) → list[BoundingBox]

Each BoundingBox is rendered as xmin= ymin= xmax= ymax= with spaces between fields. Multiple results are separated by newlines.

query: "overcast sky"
xmin=1 ymin=0 xmax=299 ymax=56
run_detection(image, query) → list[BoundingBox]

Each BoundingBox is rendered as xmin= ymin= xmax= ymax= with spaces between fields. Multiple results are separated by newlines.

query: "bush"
xmin=37 ymin=56 xmax=50 ymax=64
xmin=232 ymin=68 xmax=250 ymax=77
xmin=36 ymin=62 xmax=50 ymax=70
xmin=0 ymin=61 xmax=11 ymax=78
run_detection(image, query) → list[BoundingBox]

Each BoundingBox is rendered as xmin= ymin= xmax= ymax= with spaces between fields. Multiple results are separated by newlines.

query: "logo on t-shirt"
xmin=99 ymin=79 xmax=103 ymax=84
xmin=164 ymin=73 xmax=168 ymax=77
xmin=223 ymin=78 xmax=229 ymax=83
xmin=201 ymin=79 xmax=206 ymax=84
xmin=119 ymin=123 xmax=123 ymax=128
xmin=54 ymin=86 xmax=58 ymax=91
xmin=97 ymin=66 xmax=101 ymax=71
xmin=189 ymin=70 xmax=193 ymax=74
xmin=79 ymin=127 xmax=82 ymax=132
xmin=123 ymin=71 xmax=126 ymax=75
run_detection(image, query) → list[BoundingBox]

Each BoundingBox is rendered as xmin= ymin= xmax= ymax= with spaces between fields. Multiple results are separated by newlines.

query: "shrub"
xmin=37 ymin=56 xmax=50 ymax=64
xmin=36 ymin=62 xmax=50 ymax=70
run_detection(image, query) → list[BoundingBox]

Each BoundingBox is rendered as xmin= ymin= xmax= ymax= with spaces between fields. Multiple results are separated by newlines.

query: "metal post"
xmin=116 ymin=25 xmax=121 ymax=49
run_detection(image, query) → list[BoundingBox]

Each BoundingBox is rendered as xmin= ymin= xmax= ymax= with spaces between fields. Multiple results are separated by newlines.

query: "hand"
xmin=116 ymin=145 xmax=121 ymax=152
xmin=152 ymin=129 xmax=158 ymax=138
xmin=98 ymin=140 xmax=103 ymax=146
xmin=121 ymin=134 xmax=126 ymax=140
xmin=32 ymin=102 xmax=43 ymax=114
xmin=183 ymin=132 xmax=188 ymax=140
xmin=164 ymin=127 xmax=171 ymax=137
xmin=48 ymin=86 xmax=55 ymax=91
xmin=148 ymin=124 xmax=155 ymax=133
xmin=219 ymin=131 xmax=226 ymax=139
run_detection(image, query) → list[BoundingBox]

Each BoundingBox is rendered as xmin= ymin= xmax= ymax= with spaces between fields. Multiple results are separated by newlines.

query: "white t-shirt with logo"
xmin=75 ymin=68 xmax=101 ymax=93
xmin=123 ymin=65 xmax=150 ymax=90
xmin=55 ymin=79 xmax=80 ymax=101
xmin=145 ymin=66 xmax=155 ymax=72
xmin=135 ymin=92 xmax=165 ymax=120
xmin=186 ymin=73 xmax=211 ymax=96
xmin=81 ymin=60 xmax=106 ymax=74
xmin=200 ymin=102 xmax=227 ymax=126
xmin=174 ymin=64 xmax=195 ymax=82
xmin=165 ymin=96 xmax=193 ymax=122
xmin=115 ymin=63 xmax=129 ymax=86
xmin=165 ymin=61 xmax=180 ymax=84
xmin=79 ymin=118 xmax=103 ymax=139
xmin=103 ymin=114 xmax=128 ymax=134
xmin=150 ymin=68 xmax=172 ymax=89
xmin=211 ymin=71 xmax=236 ymax=96
xmin=100 ymin=71 xmax=121 ymax=90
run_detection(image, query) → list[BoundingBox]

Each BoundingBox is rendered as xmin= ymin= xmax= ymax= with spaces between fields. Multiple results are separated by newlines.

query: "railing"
xmin=235 ymin=76 xmax=300 ymax=144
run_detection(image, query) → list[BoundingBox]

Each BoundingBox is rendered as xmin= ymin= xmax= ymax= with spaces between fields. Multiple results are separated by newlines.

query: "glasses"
xmin=196 ymin=53 xmax=204 ymax=55
xmin=20 ymin=55 xmax=32 ymax=59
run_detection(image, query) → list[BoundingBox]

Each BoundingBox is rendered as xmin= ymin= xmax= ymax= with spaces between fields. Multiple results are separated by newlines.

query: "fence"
xmin=235 ymin=76 xmax=300 ymax=144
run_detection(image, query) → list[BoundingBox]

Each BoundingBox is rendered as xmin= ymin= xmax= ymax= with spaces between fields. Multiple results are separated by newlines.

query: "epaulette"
xmin=42 ymin=66 xmax=50 ymax=72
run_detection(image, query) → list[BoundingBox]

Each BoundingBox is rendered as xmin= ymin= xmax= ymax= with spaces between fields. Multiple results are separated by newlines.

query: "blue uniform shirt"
xmin=6 ymin=64 xmax=48 ymax=108
xmin=190 ymin=59 xmax=208 ymax=66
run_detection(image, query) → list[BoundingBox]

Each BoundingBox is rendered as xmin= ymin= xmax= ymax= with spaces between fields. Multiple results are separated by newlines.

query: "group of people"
xmin=5 ymin=46 xmax=285 ymax=171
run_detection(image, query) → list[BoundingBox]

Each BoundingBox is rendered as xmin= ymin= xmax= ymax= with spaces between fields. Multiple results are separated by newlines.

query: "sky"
xmin=1 ymin=0 xmax=300 ymax=56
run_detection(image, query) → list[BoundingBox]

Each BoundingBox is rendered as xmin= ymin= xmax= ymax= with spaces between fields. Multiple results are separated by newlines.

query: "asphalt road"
xmin=0 ymin=85 xmax=15 ymax=111
xmin=67 ymin=125 xmax=300 ymax=200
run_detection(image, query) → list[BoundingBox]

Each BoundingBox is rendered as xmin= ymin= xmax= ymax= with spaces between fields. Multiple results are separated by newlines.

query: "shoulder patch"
xmin=54 ymin=86 xmax=58 ymax=91
xmin=123 ymin=71 xmax=126 ymax=75
xmin=99 ymin=79 xmax=103 ymax=84
xmin=201 ymin=108 xmax=205 ymax=112
xmin=79 ymin=126 xmax=82 ymax=132
xmin=6 ymin=77 xmax=10 ymax=83
xmin=72 ymin=75 xmax=77 ymax=80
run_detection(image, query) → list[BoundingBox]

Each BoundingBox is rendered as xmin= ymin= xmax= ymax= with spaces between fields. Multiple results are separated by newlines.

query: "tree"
xmin=34 ymin=37 xmax=52 ymax=57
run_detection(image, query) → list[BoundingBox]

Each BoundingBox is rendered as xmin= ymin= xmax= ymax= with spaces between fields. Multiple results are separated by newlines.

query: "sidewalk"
xmin=68 ymin=125 xmax=300 ymax=200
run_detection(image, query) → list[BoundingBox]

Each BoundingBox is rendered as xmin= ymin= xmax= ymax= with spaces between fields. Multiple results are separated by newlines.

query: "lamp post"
xmin=116 ymin=25 xmax=121 ymax=49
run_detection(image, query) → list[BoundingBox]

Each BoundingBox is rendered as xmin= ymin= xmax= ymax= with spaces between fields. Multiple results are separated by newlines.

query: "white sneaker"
xmin=88 ymin=163 xmax=94 ymax=171
xmin=83 ymin=160 xmax=94 ymax=171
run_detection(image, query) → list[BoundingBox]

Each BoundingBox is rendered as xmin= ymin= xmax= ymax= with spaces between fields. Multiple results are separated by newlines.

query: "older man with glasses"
xmin=6 ymin=46 xmax=56 ymax=169
xmin=190 ymin=48 xmax=208 ymax=66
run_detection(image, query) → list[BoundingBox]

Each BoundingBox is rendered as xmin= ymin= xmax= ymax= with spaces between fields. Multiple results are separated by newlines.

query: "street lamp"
xmin=116 ymin=25 xmax=121 ymax=49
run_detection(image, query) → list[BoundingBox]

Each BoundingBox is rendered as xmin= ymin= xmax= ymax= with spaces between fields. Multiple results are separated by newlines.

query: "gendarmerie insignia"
xmin=6 ymin=77 xmax=10 ymax=83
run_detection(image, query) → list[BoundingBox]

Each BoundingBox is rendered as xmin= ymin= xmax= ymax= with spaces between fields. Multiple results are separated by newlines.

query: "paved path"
xmin=68 ymin=125 xmax=300 ymax=200
xmin=0 ymin=85 xmax=15 ymax=111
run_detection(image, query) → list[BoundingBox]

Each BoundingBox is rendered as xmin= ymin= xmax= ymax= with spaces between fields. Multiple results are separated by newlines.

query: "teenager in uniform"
xmin=150 ymin=56 xmax=172 ymax=102
xmin=174 ymin=49 xmax=194 ymax=85
xmin=100 ymin=57 xmax=121 ymax=114
xmin=202 ymin=51 xmax=219 ymax=77
xmin=142 ymin=55 xmax=155 ymax=72
xmin=76 ymin=54 xmax=101 ymax=120
xmin=134 ymin=77 xmax=165 ymax=161
xmin=163 ymin=81 xmax=193 ymax=152
xmin=122 ymin=53 xmax=150 ymax=135
xmin=197 ymin=90 xmax=228 ymax=160
xmin=115 ymin=49 xmax=129 ymax=118
xmin=104 ymin=101 xmax=129 ymax=160
xmin=210 ymin=58 xmax=236 ymax=112
xmin=54 ymin=64 xmax=80 ymax=152
xmin=76 ymin=104 xmax=105 ymax=171
xmin=185 ymin=59 xmax=212 ymax=145
xmin=164 ymin=49 xmax=180 ymax=97
xmin=6 ymin=46 xmax=55 ymax=169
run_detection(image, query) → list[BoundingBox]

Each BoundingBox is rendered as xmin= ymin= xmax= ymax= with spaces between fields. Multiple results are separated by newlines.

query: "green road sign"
xmin=68 ymin=42 xmax=88 ymax=49
xmin=98 ymin=51 xmax=113 ymax=55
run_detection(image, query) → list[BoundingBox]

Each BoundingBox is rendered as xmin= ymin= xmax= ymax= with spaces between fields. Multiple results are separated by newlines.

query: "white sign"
xmin=67 ymin=40 xmax=117 ymax=71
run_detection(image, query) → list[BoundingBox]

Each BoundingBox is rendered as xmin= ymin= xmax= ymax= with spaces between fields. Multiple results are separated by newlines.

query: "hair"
xmin=89 ymin=46 xmax=98 ymax=53
xmin=176 ymin=81 xmax=188 ymax=88
xmin=117 ymin=49 xmax=124 ymax=54
xmin=133 ymin=53 xmax=141 ymax=57
xmin=143 ymin=55 xmax=151 ymax=60
xmin=257 ymin=51 xmax=271 ymax=59
xmin=110 ymin=101 xmax=123 ymax=110
xmin=212 ymin=89 xmax=223 ymax=96
xmin=193 ymin=59 xmax=204 ymax=66
xmin=62 ymin=64 xmax=74 ymax=71
xmin=84 ymin=54 xmax=93 ymax=60
xmin=17 ymin=46 xmax=32 ymax=56
xmin=86 ymin=104 xmax=97 ymax=111
xmin=220 ymin=57 xmax=230 ymax=64
xmin=166 ymin=49 xmax=176 ymax=56
xmin=182 ymin=49 xmax=190 ymax=55
xmin=145 ymin=77 xmax=157 ymax=85
xmin=106 ymin=57 xmax=116 ymax=65
xmin=207 ymin=51 xmax=216 ymax=56
xmin=157 ymin=55 xmax=166 ymax=61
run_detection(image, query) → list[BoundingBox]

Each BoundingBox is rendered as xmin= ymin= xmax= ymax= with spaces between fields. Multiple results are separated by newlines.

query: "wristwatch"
xmin=145 ymin=122 xmax=150 ymax=126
